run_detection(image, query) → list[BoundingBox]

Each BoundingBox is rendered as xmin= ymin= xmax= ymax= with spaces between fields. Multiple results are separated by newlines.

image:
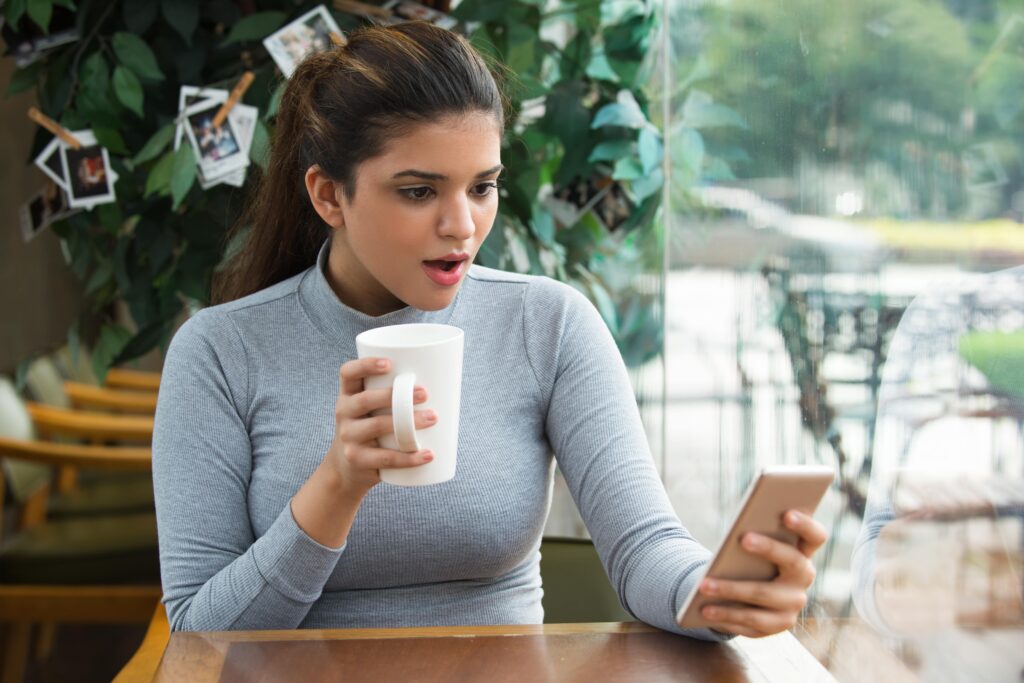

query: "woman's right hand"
xmin=327 ymin=357 xmax=436 ymax=496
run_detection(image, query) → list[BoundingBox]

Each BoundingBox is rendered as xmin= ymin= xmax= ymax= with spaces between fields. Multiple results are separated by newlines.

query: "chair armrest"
xmin=26 ymin=403 xmax=153 ymax=442
xmin=105 ymin=368 xmax=161 ymax=393
xmin=0 ymin=436 xmax=151 ymax=471
xmin=63 ymin=382 xmax=158 ymax=415
xmin=112 ymin=601 xmax=169 ymax=683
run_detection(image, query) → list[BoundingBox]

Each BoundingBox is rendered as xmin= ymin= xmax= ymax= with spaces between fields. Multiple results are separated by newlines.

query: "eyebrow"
xmin=391 ymin=164 xmax=504 ymax=181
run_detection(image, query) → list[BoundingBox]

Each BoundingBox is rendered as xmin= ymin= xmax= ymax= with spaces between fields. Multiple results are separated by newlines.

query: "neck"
xmin=325 ymin=234 xmax=406 ymax=317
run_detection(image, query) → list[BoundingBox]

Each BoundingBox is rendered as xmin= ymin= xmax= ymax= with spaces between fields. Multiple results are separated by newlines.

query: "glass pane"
xmin=665 ymin=0 xmax=1024 ymax=679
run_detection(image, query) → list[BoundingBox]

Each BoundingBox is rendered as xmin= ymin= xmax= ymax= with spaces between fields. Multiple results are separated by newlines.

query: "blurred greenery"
xmin=4 ymin=0 xmax=667 ymax=380
xmin=676 ymin=0 xmax=1024 ymax=221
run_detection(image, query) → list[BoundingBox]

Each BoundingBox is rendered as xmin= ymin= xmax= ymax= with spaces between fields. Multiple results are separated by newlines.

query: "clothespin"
xmin=330 ymin=32 xmax=347 ymax=47
xmin=212 ymin=71 xmax=255 ymax=129
xmin=334 ymin=0 xmax=393 ymax=20
xmin=27 ymin=107 xmax=82 ymax=149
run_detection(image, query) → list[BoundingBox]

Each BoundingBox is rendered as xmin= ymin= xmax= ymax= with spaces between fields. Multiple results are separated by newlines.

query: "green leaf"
xmin=222 ymin=11 xmax=286 ymax=45
xmin=672 ymin=126 xmax=704 ymax=176
xmin=91 ymin=323 xmax=134 ymax=383
xmin=26 ymin=0 xmax=52 ymax=32
xmin=5 ymin=0 xmax=27 ymax=26
xmin=630 ymin=166 xmax=663 ymax=202
xmin=145 ymin=150 xmax=175 ymax=197
xmin=133 ymin=124 xmax=175 ymax=165
xmin=265 ymin=81 xmax=286 ymax=120
xmin=531 ymin=204 xmax=555 ymax=244
xmin=588 ymin=140 xmax=633 ymax=163
xmin=96 ymin=202 xmax=123 ymax=235
xmin=52 ymin=0 xmax=74 ymax=8
xmin=93 ymin=127 xmax=128 ymax=156
xmin=170 ymin=144 xmax=196 ymax=209
xmin=591 ymin=90 xmax=647 ymax=129
xmin=5 ymin=62 xmax=42 ymax=97
xmin=250 ymin=119 xmax=270 ymax=170
xmin=612 ymin=157 xmax=643 ymax=181
xmin=112 ymin=66 xmax=144 ymax=117
xmin=14 ymin=358 xmax=31 ymax=393
xmin=112 ymin=32 xmax=165 ymax=81
xmin=637 ymin=126 xmax=662 ymax=175
xmin=123 ymin=0 xmax=159 ymax=34
xmin=680 ymin=90 xmax=747 ymax=130
xmin=585 ymin=49 xmax=619 ymax=83
xmin=161 ymin=0 xmax=199 ymax=45
xmin=85 ymin=261 xmax=114 ymax=295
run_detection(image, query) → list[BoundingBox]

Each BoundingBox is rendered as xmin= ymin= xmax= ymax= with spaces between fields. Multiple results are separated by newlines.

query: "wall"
xmin=0 ymin=57 xmax=83 ymax=376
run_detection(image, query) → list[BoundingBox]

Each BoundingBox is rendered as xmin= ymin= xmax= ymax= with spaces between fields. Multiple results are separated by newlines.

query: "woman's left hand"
xmin=698 ymin=510 xmax=828 ymax=638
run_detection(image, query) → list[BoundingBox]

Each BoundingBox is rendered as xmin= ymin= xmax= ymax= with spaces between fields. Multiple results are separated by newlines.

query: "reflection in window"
xmin=664 ymin=1 xmax=1024 ymax=680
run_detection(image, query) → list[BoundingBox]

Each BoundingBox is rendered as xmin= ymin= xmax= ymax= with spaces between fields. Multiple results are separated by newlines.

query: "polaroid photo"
xmin=175 ymin=85 xmax=228 ymax=151
xmin=33 ymin=137 xmax=69 ymax=191
xmin=183 ymin=100 xmax=250 ymax=181
xmin=263 ymin=5 xmax=343 ymax=78
xmin=60 ymin=130 xmax=116 ymax=209
xmin=198 ymin=104 xmax=257 ymax=189
xmin=18 ymin=180 xmax=79 ymax=242
xmin=381 ymin=0 xmax=458 ymax=30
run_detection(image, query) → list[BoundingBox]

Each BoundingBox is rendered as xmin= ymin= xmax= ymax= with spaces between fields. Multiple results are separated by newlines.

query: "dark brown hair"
xmin=211 ymin=21 xmax=507 ymax=305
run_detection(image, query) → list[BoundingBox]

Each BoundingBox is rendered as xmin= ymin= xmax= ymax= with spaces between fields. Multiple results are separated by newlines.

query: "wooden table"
xmin=151 ymin=622 xmax=836 ymax=682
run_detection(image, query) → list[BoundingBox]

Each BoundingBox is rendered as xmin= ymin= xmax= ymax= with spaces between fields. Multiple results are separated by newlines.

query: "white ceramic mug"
xmin=354 ymin=323 xmax=464 ymax=486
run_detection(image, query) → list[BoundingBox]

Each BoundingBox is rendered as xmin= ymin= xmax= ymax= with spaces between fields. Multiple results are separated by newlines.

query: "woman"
xmin=153 ymin=21 xmax=825 ymax=640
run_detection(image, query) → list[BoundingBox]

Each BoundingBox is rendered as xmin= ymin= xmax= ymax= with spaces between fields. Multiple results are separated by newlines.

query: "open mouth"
xmin=425 ymin=259 xmax=460 ymax=272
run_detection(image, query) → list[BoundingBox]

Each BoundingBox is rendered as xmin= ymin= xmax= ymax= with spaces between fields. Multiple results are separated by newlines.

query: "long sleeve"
xmin=526 ymin=281 xmax=729 ymax=642
xmin=152 ymin=310 xmax=345 ymax=632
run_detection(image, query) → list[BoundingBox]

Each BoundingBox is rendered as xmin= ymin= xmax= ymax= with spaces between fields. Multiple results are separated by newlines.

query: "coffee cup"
xmin=354 ymin=323 xmax=463 ymax=486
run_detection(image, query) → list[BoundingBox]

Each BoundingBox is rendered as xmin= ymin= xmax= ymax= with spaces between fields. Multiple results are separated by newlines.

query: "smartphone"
xmin=676 ymin=465 xmax=834 ymax=629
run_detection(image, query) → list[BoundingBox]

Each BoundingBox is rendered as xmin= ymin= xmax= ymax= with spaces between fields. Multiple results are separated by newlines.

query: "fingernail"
xmin=424 ymin=410 xmax=437 ymax=422
xmin=414 ymin=389 xmax=426 ymax=400
xmin=420 ymin=450 xmax=434 ymax=462
xmin=744 ymin=534 xmax=764 ymax=550
xmin=703 ymin=579 xmax=718 ymax=594
xmin=787 ymin=511 xmax=801 ymax=525
xmin=376 ymin=359 xmax=388 ymax=369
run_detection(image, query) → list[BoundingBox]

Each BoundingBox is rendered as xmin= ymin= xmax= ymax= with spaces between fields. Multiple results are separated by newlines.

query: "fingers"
xmin=701 ymin=603 xmax=797 ymax=637
xmin=339 ymin=443 xmax=435 ymax=470
xmin=339 ymin=408 xmax=437 ymax=444
xmin=340 ymin=385 xmax=428 ymax=420
xmin=339 ymin=357 xmax=392 ymax=397
xmin=699 ymin=577 xmax=807 ymax=613
xmin=740 ymin=533 xmax=817 ymax=586
xmin=783 ymin=510 xmax=829 ymax=557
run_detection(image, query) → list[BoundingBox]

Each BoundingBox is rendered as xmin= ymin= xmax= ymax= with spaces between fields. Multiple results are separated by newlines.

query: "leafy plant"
xmin=5 ymin=0 xmax=666 ymax=380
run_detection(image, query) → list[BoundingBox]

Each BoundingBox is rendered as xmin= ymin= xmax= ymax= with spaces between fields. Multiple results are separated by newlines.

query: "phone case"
xmin=676 ymin=465 xmax=834 ymax=629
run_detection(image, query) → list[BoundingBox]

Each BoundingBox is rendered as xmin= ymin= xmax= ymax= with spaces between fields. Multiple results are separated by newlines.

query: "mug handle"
xmin=391 ymin=372 xmax=421 ymax=452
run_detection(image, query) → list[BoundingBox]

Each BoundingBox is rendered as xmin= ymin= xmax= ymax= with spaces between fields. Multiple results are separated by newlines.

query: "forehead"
xmin=365 ymin=112 xmax=502 ymax=176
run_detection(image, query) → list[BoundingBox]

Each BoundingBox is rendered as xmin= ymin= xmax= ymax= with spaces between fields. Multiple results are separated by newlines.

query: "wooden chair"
xmin=63 ymin=382 xmax=158 ymax=415
xmin=111 ymin=603 xmax=169 ymax=683
xmin=104 ymin=369 xmax=161 ymax=393
xmin=0 ymin=378 xmax=160 ymax=683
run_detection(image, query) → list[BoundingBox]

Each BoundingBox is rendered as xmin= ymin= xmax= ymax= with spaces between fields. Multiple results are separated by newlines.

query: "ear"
xmin=304 ymin=165 xmax=347 ymax=230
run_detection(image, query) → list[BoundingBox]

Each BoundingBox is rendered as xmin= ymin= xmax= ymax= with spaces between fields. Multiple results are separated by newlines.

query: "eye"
xmin=399 ymin=186 xmax=435 ymax=201
xmin=471 ymin=181 xmax=499 ymax=198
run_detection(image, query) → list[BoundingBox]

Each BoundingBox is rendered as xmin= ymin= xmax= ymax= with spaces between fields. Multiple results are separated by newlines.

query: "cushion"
xmin=0 ymin=511 xmax=159 ymax=584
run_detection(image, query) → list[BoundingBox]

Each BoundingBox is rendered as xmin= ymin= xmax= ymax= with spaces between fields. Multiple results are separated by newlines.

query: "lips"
xmin=422 ymin=255 xmax=468 ymax=286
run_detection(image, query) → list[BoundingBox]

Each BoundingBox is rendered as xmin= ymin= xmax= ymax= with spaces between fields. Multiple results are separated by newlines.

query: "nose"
xmin=437 ymin=193 xmax=476 ymax=241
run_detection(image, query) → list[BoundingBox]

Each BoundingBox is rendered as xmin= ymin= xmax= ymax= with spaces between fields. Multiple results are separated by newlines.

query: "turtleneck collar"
xmin=297 ymin=237 xmax=463 ymax=342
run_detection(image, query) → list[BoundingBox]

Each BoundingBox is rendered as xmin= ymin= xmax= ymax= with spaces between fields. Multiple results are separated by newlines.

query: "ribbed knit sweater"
xmin=153 ymin=239 xmax=723 ymax=640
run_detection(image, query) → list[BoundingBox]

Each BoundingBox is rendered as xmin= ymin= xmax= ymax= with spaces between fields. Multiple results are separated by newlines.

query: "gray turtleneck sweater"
xmin=153 ymin=239 xmax=723 ymax=640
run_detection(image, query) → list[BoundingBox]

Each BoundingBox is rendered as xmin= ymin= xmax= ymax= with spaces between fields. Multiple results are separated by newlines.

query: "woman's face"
xmin=328 ymin=111 xmax=502 ymax=316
